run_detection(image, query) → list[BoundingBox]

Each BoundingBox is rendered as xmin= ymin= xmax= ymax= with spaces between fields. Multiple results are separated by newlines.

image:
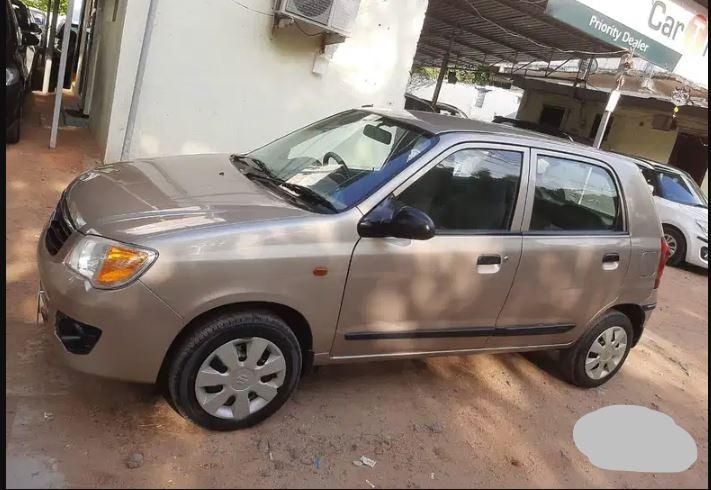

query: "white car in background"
xmin=633 ymin=158 xmax=708 ymax=269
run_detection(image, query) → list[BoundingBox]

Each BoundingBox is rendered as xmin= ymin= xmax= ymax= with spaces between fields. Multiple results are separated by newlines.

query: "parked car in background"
xmin=632 ymin=158 xmax=708 ymax=268
xmin=49 ymin=17 xmax=79 ymax=91
xmin=435 ymin=100 xmax=468 ymax=118
xmin=404 ymin=93 xmax=468 ymax=118
xmin=404 ymin=92 xmax=436 ymax=112
xmin=11 ymin=0 xmax=42 ymax=83
xmin=27 ymin=5 xmax=47 ymax=31
xmin=38 ymin=109 xmax=668 ymax=430
xmin=5 ymin=0 xmax=40 ymax=143
xmin=492 ymin=115 xmax=578 ymax=142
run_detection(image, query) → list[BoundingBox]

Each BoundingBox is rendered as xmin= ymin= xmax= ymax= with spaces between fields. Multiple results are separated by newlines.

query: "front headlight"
xmin=696 ymin=219 xmax=708 ymax=236
xmin=65 ymin=235 xmax=157 ymax=289
xmin=6 ymin=67 xmax=19 ymax=86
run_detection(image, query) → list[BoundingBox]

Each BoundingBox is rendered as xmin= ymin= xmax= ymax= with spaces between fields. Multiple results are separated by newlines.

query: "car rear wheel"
xmin=166 ymin=310 xmax=302 ymax=431
xmin=663 ymin=226 xmax=686 ymax=267
xmin=558 ymin=311 xmax=633 ymax=388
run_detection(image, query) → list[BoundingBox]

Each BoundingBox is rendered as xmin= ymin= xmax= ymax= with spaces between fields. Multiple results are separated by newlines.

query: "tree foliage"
xmin=22 ymin=0 xmax=68 ymax=15
xmin=409 ymin=66 xmax=492 ymax=91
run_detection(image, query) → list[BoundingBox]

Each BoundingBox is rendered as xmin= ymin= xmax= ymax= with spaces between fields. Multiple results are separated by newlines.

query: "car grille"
xmin=45 ymin=196 xmax=75 ymax=255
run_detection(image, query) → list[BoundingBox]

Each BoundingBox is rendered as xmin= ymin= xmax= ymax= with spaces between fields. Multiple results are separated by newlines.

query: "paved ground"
xmin=5 ymin=93 xmax=709 ymax=489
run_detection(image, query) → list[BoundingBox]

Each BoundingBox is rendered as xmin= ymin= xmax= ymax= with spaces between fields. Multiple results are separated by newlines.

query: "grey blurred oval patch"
xmin=574 ymin=405 xmax=697 ymax=473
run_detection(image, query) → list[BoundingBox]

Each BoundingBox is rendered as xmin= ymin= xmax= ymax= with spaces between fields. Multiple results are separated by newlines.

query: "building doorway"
xmin=539 ymin=105 xmax=566 ymax=129
xmin=668 ymin=132 xmax=708 ymax=185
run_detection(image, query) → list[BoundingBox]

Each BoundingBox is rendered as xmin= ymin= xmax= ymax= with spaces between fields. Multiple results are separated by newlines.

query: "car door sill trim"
xmin=344 ymin=323 xmax=574 ymax=340
xmin=325 ymin=342 xmax=575 ymax=363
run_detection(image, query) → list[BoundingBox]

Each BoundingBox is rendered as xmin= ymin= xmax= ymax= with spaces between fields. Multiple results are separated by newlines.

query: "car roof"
xmin=614 ymin=152 xmax=687 ymax=175
xmin=369 ymin=107 xmax=587 ymax=144
xmin=366 ymin=107 xmax=648 ymax=174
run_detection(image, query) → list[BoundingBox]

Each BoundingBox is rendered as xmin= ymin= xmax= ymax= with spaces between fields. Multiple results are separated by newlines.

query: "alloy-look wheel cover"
xmin=194 ymin=337 xmax=287 ymax=420
xmin=664 ymin=233 xmax=678 ymax=257
xmin=585 ymin=326 xmax=628 ymax=380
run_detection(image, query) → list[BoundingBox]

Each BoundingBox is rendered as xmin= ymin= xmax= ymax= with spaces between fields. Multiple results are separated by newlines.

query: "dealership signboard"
xmin=546 ymin=0 xmax=708 ymax=87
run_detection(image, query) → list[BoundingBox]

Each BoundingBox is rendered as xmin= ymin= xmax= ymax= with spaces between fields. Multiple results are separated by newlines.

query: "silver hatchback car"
xmin=37 ymin=109 xmax=669 ymax=430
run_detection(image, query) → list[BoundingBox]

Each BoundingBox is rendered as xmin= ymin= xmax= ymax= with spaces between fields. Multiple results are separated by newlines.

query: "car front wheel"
xmin=167 ymin=310 xmax=302 ymax=431
xmin=558 ymin=311 xmax=633 ymax=388
xmin=663 ymin=226 xmax=686 ymax=267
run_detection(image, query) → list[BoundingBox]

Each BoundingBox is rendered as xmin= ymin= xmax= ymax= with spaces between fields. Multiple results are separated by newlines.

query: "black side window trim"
xmin=522 ymin=230 xmax=630 ymax=237
xmin=438 ymin=230 xmax=631 ymax=237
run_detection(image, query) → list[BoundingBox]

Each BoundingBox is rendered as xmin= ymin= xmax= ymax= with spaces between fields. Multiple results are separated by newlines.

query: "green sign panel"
xmin=546 ymin=0 xmax=682 ymax=70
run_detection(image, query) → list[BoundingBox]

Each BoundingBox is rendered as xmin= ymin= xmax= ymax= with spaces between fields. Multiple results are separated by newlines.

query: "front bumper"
xmin=686 ymin=235 xmax=708 ymax=269
xmin=37 ymin=228 xmax=184 ymax=383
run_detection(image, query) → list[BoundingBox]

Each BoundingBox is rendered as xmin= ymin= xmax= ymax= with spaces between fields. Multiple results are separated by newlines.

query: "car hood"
xmin=685 ymin=204 xmax=708 ymax=221
xmin=671 ymin=201 xmax=708 ymax=221
xmin=65 ymin=154 xmax=312 ymax=242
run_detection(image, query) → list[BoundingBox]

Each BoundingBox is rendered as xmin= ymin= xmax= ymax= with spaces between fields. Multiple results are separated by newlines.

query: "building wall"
xmin=88 ymin=0 xmax=151 ymax=162
xmin=107 ymin=0 xmax=427 ymax=161
xmin=412 ymin=82 xmax=522 ymax=121
xmin=87 ymin=0 xmax=127 ymax=154
xmin=516 ymin=89 xmax=707 ymax=165
xmin=701 ymin=172 xmax=708 ymax=196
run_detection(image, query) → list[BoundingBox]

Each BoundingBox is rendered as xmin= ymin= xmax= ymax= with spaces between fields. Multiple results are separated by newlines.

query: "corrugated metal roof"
xmin=414 ymin=0 xmax=645 ymax=67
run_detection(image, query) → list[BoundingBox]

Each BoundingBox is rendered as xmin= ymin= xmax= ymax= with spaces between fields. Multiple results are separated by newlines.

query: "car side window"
xmin=397 ymin=148 xmax=523 ymax=232
xmin=530 ymin=155 xmax=621 ymax=232
xmin=641 ymin=168 xmax=661 ymax=195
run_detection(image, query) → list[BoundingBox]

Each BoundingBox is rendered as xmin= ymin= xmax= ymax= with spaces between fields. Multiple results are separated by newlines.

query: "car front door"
xmin=330 ymin=143 xmax=530 ymax=359
xmin=492 ymin=149 xmax=631 ymax=349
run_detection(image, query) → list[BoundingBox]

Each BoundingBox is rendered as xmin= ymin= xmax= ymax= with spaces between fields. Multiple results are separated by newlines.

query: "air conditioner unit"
xmin=275 ymin=0 xmax=361 ymax=37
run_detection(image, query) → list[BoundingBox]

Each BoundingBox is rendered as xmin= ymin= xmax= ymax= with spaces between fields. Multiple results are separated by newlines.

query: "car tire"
xmin=558 ymin=311 xmax=634 ymax=388
xmin=6 ymin=107 xmax=21 ymax=144
xmin=663 ymin=226 xmax=686 ymax=267
xmin=166 ymin=310 xmax=302 ymax=431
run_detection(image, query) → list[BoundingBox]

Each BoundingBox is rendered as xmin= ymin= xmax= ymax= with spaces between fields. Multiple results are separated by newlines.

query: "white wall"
xmin=412 ymin=82 xmax=522 ymax=121
xmin=115 ymin=0 xmax=428 ymax=161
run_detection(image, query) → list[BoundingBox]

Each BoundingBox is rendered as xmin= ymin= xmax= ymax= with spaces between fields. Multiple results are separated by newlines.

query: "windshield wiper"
xmin=278 ymin=181 xmax=338 ymax=212
xmin=229 ymin=154 xmax=274 ymax=177
xmin=242 ymin=169 xmax=338 ymax=213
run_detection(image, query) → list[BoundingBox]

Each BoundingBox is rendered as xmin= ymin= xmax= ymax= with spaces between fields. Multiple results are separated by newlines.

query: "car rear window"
xmin=530 ymin=155 xmax=622 ymax=232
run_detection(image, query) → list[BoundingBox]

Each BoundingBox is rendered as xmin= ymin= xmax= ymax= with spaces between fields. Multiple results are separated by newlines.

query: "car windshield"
xmin=243 ymin=110 xmax=437 ymax=213
xmin=657 ymin=169 xmax=708 ymax=208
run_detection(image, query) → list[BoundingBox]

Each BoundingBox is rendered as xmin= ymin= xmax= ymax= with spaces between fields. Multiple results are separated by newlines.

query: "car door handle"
xmin=602 ymin=253 xmax=620 ymax=263
xmin=476 ymin=255 xmax=503 ymax=274
xmin=477 ymin=255 xmax=502 ymax=265
xmin=602 ymin=253 xmax=620 ymax=271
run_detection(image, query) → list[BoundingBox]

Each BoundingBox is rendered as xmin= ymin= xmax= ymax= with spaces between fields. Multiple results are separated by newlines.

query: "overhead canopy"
xmin=414 ymin=0 xmax=707 ymax=69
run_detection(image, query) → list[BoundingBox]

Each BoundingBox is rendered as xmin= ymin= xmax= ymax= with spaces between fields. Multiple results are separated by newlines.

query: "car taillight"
xmin=655 ymin=237 xmax=671 ymax=289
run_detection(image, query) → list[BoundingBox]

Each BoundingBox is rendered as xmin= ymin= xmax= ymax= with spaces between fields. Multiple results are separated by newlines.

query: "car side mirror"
xmin=358 ymin=197 xmax=435 ymax=240
xmin=22 ymin=32 xmax=40 ymax=46
xmin=29 ymin=22 xmax=43 ymax=34
xmin=648 ymin=184 xmax=656 ymax=195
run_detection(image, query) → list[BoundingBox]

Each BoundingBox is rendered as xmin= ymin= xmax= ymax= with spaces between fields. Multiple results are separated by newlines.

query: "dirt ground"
xmin=5 ymin=93 xmax=709 ymax=489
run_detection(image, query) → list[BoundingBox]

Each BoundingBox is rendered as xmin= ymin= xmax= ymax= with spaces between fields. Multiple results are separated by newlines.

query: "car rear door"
xmin=330 ymin=143 xmax=530 ymax=359
xmin=492 ymin=149 xmax=632 ymax=348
